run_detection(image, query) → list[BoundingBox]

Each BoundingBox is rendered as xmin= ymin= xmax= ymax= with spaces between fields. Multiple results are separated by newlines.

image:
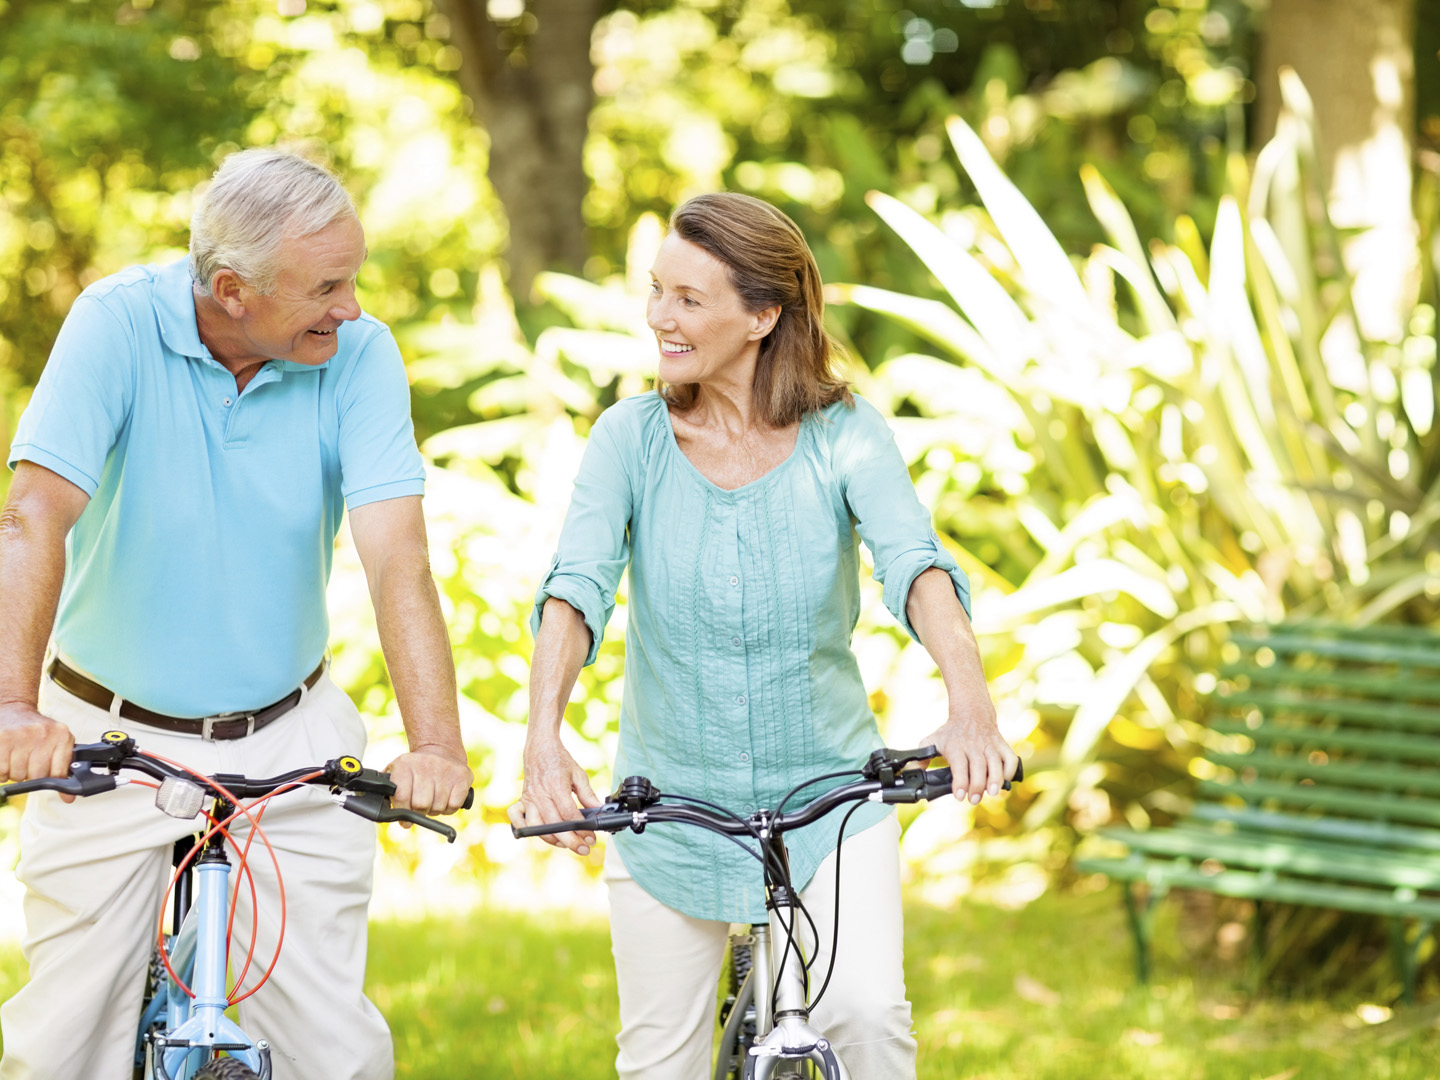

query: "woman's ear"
xmin=749 ymin=304 xmax=781 ymax=340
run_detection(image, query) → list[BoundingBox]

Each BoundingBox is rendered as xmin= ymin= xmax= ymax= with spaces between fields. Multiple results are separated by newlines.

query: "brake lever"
xmin=339 ymin=792 xmax=460 ymax=843
xmin=864 ymin=745 xmax=941 ymax=786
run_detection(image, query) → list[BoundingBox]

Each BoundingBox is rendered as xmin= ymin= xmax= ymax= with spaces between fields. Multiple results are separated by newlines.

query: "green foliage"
xmin=838 ymin=83 xmax=1439 ymax=876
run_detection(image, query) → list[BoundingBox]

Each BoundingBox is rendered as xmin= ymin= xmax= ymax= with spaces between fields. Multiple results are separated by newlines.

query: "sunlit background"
xmin=3 ymin=0 xmax=1440 ymax=1072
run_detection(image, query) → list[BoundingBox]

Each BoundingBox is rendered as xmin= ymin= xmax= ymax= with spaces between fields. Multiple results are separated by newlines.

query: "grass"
xmin=0 ymin=886 xmax=1436 ymax=1076
xmin=364 ymin=887 xmax=1440 ymax=1078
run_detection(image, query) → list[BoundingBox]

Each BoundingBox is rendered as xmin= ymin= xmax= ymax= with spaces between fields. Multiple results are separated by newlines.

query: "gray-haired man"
xmin=0 ymin=148 xmax=471 ymax=1079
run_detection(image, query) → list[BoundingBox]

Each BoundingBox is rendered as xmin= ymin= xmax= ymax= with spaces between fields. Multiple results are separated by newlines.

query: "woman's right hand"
xmin=508 ymin=735 xmax=602 ymax=856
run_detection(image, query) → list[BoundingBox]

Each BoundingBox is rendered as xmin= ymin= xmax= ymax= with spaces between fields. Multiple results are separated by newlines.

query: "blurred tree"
xmin=436 ymin=0 xmax=602 ymax=297
xmin=0 ymin=0 xmax=257 ymax=387
xmin=1254 ymin=0 xmax=1418 ymax=345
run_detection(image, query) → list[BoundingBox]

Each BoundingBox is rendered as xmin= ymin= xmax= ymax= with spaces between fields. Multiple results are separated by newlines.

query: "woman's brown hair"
xmin=658 ymin=192 xmax=852 ymax=426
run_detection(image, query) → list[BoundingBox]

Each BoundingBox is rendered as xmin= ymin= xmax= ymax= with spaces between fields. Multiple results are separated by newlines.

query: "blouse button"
xmin=739 ymin=752 xmax=751 ymax=763
xmin=729 ymin=575 xmax=739 ymax=587
xmin=222 ymin=397 xmax=233 ymax=407
xmin=731 ymin=636 xmax=742 ymax=648
xmin=736 ymin=695 xmax=746 ymax=706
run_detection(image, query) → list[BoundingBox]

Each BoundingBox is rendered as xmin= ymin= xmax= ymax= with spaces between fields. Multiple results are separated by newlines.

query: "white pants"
xmin=606 ymin=813 xmax=917 ymax=1080
xmin=0 ymin=670 xmax=392 ymax=1080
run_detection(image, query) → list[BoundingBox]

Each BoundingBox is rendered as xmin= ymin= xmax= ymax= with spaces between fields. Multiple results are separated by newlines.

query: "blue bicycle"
xmin=0 ymin=730 xmax=470 ymax=1080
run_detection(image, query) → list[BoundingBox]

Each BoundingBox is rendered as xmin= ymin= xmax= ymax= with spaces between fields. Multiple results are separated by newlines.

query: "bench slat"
xmin=1208 ymin=721 xmax=1440 ymax=763
xmin=1075 ymin=854 xmax=1440 ymax=920
xmin=1216 ymin=689 xmax=1440 ymax=731
xmin=1230 ymin=633 xmax=1440 ymax=668
xmin=1207 ymin=752 xmax=1440 ymax=797
xmin=1188 ymin=804 xmax=1440 ymax=852
xmin=1197 ymin=778 xmax=1440 ymax=826
xmin=1218 ymin=665 xmax=1440 ymax=704
xmin=1099 ymin=825 xmax=1440 ymax=889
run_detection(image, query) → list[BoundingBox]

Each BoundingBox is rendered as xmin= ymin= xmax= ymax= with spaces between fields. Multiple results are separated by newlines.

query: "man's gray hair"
xmin=189 ymin=148 xmax=356 ymax=295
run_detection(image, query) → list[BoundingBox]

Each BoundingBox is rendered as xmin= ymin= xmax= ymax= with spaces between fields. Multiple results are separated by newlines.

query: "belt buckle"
xmin=202 ymin=712 xmax=255 ymax=741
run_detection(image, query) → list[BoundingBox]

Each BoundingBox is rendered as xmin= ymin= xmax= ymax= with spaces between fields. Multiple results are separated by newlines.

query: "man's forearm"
xmin=0 ymin=483 xmax=74 ymax=707
xmin=370 ymin=550 xmax=464 ymax=758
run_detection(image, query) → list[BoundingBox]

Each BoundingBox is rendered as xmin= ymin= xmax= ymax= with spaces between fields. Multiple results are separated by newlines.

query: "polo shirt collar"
xmin=153 ymin=258 xmax=210 ymax=359
xmin=151 ymin=258 xmax=331 ymax=372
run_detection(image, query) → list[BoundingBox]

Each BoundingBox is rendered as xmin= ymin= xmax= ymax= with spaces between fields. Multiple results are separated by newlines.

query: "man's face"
xmin=236 ymin=214 xmax=367 ymax=366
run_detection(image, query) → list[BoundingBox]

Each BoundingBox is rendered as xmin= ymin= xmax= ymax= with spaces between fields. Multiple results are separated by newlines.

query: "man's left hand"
xmin=386 ymin=746 xmax=473 ymax=816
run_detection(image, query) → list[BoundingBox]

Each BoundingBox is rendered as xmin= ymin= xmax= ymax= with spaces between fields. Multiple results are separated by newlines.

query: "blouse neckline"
xmin=659 ymin=397 xmax=811 ymax=498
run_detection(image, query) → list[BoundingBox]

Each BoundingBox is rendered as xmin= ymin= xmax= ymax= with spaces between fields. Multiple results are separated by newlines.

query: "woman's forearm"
xmin=905 ymin=567 xmax=989 ymax=706
xmin=528 ymin=597 xmax=592 ymax=742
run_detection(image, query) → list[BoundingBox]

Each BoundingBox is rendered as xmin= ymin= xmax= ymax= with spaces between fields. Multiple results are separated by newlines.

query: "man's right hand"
xmin=509 ymin=736 xmax=601 ymax=857
xmin=0 ymin=703 xmax=74 ymax=784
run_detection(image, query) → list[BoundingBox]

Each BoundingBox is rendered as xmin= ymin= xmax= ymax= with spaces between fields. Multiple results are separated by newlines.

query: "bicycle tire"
xmin=192 ymin=1059 xmax=263 ymax=1080
xmin=134 ymin=942 xmax=168 ymax=1079
xmin=715 ymin=940 xmax=757 ymax=1080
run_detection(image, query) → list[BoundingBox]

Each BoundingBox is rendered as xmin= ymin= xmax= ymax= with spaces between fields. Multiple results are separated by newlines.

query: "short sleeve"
xmin=531 ymin=408 xmax=636 ymax=666
xmin=7 ymin=295 xmax=135 ymax=494
xmin=334 ymin=325 xmax=426 ymax=509
xmin=835 ymin=397 xmax=971 ymax=640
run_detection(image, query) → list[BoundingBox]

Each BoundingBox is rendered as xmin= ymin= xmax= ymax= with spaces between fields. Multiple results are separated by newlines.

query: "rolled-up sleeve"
xmin=838 ymin=397 xmax=971 ymax=641
xmin=531 ymin=410 xmax=635 ymax=666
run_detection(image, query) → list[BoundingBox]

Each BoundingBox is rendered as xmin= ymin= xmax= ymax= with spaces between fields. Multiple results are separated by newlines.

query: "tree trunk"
xmin=438 ymin=0 xmax=601 ymax=298
xmin=1254 ymin=0 xmax=1418 ymax=343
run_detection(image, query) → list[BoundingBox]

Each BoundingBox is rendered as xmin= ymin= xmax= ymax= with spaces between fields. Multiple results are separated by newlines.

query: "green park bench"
xmin=1076 ymin=623 xmax=1440 ymax=1002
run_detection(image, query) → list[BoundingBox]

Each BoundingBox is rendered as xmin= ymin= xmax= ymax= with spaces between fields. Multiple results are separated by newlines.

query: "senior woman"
xmin=512 ymin=192 xmax=1017 ymax=1078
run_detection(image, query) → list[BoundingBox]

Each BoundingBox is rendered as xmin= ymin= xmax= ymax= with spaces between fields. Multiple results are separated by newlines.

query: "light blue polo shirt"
xmin=7 ymin=259 xmax=426 ymax=717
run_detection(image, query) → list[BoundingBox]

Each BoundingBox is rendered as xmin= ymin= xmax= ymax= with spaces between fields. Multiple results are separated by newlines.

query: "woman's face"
xmin=646 ymin=234 xmax=777 ymax=387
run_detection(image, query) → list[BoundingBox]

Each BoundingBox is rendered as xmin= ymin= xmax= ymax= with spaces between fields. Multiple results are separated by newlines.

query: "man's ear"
xmin=749 ymin=304 xmax=781 ymax=341
xmin=210 ymin=269 xmax=248 ymax=319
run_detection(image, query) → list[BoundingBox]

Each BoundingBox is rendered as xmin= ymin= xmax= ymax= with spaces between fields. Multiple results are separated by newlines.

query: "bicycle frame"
xmin=719 ymin=826 xmax=845 ymax=1080
xmin=146 ymin=841 xmax=272 ymax=1079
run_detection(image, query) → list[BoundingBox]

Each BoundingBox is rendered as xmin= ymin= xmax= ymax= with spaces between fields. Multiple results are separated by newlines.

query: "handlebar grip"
xmin=512 ymin=809 xmax=634 ymax=839
xmin=463 ymin=789 xmax=475 ymax=810
xmin=920 ymin=759 xmax=1024 ymax=799
xmin=0 ymin=765 xmax=119 ymax=803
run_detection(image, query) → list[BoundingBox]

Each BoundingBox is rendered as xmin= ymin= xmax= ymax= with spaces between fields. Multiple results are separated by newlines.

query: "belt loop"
xmin=108 ymin=693 xmax=124 ymax=721
xmin=201 ymin=716 xmax=215 ymax=741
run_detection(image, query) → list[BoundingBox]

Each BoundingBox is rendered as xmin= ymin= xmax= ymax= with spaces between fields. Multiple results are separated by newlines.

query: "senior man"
xmin=0 ymin=148 xmax=472 ymax=1079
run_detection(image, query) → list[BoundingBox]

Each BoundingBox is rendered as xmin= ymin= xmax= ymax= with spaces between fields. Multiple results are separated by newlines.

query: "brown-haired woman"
xmin=513 ymin=192 xmax=1017 ymax=1078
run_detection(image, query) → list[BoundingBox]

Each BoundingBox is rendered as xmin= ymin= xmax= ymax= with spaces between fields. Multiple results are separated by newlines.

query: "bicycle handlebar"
xmin=512 ymin=746 xmax=1023 ymax=841
xmin=0 ymin=732 xmax=475 ymax=843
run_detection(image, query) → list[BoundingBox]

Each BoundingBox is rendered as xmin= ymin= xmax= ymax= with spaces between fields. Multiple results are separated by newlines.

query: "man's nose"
xmin=332 ymin=282 xmax=362 ymax=322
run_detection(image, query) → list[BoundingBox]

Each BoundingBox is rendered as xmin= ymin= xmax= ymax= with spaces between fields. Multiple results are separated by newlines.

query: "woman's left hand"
xmin=921 ymin=704 xmax=1019 ymax=806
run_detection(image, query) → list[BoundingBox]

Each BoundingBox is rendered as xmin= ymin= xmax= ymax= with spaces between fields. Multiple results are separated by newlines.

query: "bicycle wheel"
xmin=193 ymin=1059 xmax=262 ymax=1080
xmin=715 ymin=938 xmax=758 ymax=1080
xmin=134 ymin=943 xmax=169 ymax=1079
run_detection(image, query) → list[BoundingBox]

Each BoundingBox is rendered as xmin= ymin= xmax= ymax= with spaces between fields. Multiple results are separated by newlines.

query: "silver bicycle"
xmin=515 ymin=745 xmax=1021 ymax=1078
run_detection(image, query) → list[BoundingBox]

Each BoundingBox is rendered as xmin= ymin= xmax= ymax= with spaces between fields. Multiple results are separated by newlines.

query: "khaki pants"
xmin=0 ymin=669 xmax=392 ymax=1080
xmin=605 ymin=813 xmax=917 ymax=1080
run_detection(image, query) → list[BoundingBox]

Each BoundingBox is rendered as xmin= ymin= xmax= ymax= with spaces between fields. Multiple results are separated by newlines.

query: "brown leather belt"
xmin=47 ymin=658 xmax=326 ymax=741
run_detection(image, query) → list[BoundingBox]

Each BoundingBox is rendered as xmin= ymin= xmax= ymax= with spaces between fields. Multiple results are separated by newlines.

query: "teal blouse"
xmin=532 ymin=391 xmax=970 ymax=922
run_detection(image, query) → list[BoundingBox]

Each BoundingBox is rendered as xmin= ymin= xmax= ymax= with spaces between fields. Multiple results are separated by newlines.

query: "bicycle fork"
xmin=743 ymin=839 xmax=847 ymax=1080
xmin=151 ymin=845 xmax=272 ymax=1080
